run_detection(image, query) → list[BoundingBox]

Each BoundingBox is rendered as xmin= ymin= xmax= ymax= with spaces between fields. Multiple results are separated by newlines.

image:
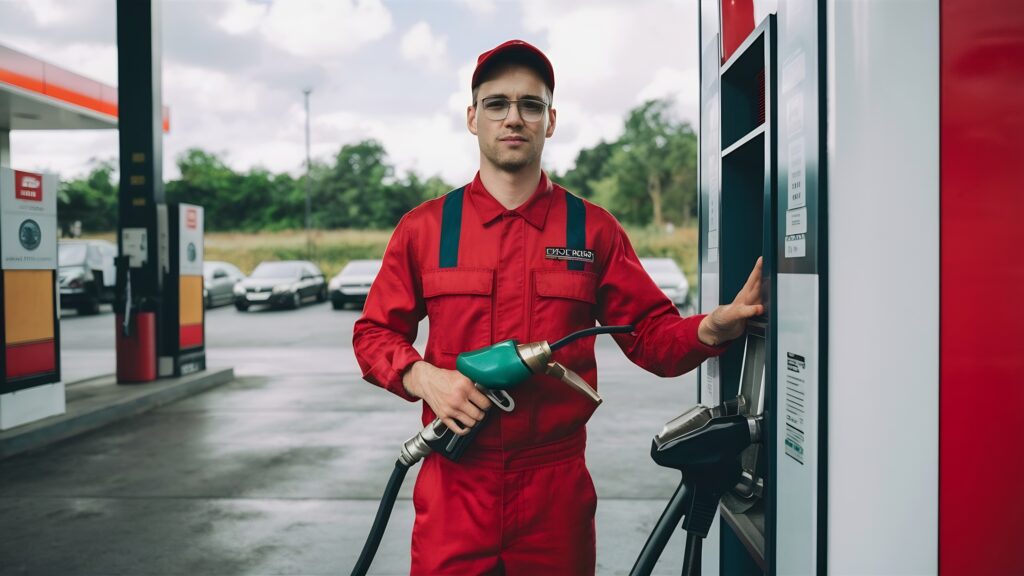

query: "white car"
xmin=640 ymin=257 xmax=691 ymax=310
xmin=58 ymin=239 xmax=117 ymax=315
xmin=329 ymin=259 xmax=382 ymax=310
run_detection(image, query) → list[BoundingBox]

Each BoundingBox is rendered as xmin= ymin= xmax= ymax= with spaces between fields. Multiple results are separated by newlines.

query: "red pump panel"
xmin=940 ymin=0 xmax=1024 ymax=573
xmin=720 ymin=0 xmax=754 ymax=63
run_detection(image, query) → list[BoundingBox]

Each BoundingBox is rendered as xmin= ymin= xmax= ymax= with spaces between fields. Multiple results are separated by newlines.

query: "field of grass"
xmin=85 ymin=225 xmax=699 ymax=293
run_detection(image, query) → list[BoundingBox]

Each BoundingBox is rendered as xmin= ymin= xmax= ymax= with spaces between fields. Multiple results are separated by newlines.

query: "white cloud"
xmin=519 ymin=0 xmax=699 ymax=127
xmin=318 ymin=110 xmax=477 ymax=185
xmin=400 ymin=22 xmax=448 ymax=73
xmin=24 ymin=0 xmax=69 ymax=25
xmin=216 ymin=0 xmax=268 ymax=35
xmin=457 ymin=0 xmax=497 ymax=15
xmin=637 ymin=66 xmax=700 ymax=121
xmin=216 ymin=0 xmax=393 ymax=59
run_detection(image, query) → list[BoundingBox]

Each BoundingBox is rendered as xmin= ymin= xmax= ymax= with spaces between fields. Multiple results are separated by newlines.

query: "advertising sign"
xmin=1 ymin=168 xmax=57 ymax=270
xmin=177 ymin=204 xmax=203 ymax=276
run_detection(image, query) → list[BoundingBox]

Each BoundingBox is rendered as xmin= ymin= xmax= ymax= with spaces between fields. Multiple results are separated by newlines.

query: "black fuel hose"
xmin=550 ymin=324 xmax=634 ymax=351
xmin=351 ymin=460 xmax=410 ymax=576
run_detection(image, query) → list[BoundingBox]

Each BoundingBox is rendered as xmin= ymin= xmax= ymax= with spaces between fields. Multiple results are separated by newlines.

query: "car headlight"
xmin=272 ymin=284 xmax=293 ymax=295
xmin=328 ymin=277 xmax=342 ymax=290
xmin=233 ymin=285 xmax=246 ymax=296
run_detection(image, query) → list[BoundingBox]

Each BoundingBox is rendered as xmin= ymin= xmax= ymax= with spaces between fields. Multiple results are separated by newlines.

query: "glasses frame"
xmin=476 ymin=96 xmax=550 ymax=122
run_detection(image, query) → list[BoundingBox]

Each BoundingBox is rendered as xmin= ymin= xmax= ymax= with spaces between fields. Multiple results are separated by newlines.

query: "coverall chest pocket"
xmin=530 ymin=269 xmax=598 ymax=343
xmin=422 ymin=268 xmax=494 ymax=357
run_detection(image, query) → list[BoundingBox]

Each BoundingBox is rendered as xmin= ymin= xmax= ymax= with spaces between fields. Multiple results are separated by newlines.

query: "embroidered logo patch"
xmin=545 ymin=247 xmax=595 ymax=263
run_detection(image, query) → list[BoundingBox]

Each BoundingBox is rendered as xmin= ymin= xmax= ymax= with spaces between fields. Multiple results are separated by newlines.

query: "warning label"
xmin=784 ymin=352 xmax=807 ymax=464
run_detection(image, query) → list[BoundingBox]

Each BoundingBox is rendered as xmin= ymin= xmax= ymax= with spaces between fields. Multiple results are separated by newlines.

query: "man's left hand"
xmin=698 ymin=257 xmax=764 ymax=346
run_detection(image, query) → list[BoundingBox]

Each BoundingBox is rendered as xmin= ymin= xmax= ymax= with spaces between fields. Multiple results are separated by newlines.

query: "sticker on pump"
xmin=15 ymin=171 xmax=43 ymax=202
xmin=186 ymin=207 xmax=198 ymax=229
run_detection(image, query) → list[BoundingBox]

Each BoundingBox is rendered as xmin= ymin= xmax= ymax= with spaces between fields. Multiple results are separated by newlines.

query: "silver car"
xmin=329 ymin=259 xmax=382 ymax=310
xmin=203 ymin=261 xmax=246 ymax=308
xmin=639 ymin=257 xmax=691 ymax=310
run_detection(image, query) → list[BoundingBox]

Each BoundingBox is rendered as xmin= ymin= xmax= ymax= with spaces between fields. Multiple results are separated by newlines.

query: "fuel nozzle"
xmin=457 ymin=324 xmax=633 ymax=405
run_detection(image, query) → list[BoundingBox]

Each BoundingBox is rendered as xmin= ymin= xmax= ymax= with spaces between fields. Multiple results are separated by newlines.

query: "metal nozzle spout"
xmin=546 ymin=361 xmax=603 ymax=405
xmin=516 ymin=341 xmax=552 ymax=374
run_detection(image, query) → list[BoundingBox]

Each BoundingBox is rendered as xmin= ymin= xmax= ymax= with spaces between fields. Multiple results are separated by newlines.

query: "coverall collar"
xmin=466 ymin=171 xmax=554 ymax=230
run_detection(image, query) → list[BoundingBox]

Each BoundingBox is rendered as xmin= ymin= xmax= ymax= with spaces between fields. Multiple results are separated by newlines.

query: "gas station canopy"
xmin=0 ymin=44 xmax=168 ymax=132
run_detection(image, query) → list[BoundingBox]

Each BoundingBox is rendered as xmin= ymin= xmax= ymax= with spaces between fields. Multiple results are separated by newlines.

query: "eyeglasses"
xmin=477 ymin=96 xmax=549 ymax=122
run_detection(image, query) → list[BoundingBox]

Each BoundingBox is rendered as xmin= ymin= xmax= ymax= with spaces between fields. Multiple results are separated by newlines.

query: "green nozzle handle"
xmin=456 ymin=340 xmax=531 ymax=391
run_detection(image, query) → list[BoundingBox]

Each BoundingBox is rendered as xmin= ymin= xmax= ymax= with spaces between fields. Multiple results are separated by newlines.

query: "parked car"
xmin=203 ymin=261 xmax=246 ymax=308
xmin=58 ymin=239 xmax=117 ymax=315
xmin=329 ymin=259 xmax=382 ymax=310
xmin=639 ymin=257 xmax=691 ymax=310
xmin=233 ymin=260 xmax=326 ymax=311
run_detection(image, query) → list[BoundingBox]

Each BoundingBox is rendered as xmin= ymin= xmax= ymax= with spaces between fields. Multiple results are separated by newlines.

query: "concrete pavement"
xmin=0 ymin=303 xmax=704 ymax=575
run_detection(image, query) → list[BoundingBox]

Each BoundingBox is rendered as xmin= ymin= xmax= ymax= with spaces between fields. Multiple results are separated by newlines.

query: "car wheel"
xmin=77 ymin=299 xmax=100 ymax=315
xmin=291 ymin=292 xmax=302 ymax=309
xmin=235 ymin=302 xmax=249 ymax=312
xmin=205 ymin=294 xmax=213 ymax=309
xmin=331 ymin=300 xmax=345 ymax=310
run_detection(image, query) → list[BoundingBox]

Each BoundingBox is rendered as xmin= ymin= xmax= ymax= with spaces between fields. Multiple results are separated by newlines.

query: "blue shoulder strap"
xmin=564 ymin=192 xmax=587 ymax=271
xmin=439 ymin=187 xmax=465 ymax=269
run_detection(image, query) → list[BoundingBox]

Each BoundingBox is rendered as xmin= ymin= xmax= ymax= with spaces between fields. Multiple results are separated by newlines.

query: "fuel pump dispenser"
xmin=0 ymin=168 xmax=62 ymax=429
xmin=351 ymin=324 xmax=632 ymax=576
xmin=157 ymin=203 xmax=205 ymax=377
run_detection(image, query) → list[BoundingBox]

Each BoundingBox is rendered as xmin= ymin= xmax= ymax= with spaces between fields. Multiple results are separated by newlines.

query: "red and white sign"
xmin=186 ymin=207 xmax=198 ymax=230
xmin=15 ymin=171 xmax=43 ymax=202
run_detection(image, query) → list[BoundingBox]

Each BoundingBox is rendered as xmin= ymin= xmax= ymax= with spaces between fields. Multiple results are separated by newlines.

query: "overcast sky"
xmin=1 ymin=0 xmax=701 ymax=185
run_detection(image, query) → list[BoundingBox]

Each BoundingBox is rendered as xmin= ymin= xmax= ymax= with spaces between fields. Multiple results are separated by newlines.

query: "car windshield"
xmin=343 ymin=260 xmax=382 ymax=275
xmin=251 ymin=262 xmax=303 ymax=279
xmin=59 ymin=244 xmax=88 ymax=266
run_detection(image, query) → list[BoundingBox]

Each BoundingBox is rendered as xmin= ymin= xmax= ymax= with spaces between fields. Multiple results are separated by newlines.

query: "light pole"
xmin=303 ymin=87 xmax=312 ymax=258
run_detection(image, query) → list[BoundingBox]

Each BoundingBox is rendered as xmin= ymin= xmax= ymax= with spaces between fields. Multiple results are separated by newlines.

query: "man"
xmin=353 ymin=39 xmax=762 ymax=575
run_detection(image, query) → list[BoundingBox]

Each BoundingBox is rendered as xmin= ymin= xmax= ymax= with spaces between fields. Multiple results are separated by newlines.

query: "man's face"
xmin=468 ymin=65 xmax=556 ymax=174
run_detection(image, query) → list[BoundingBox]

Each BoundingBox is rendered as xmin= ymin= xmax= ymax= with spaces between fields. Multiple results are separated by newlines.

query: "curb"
xmin=0 ymin=367 xmax=234 ymax=460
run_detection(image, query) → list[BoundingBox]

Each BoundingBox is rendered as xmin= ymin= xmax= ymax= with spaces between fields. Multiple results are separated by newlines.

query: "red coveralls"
xmin=353 ymin=172 xmax=724 ymax=575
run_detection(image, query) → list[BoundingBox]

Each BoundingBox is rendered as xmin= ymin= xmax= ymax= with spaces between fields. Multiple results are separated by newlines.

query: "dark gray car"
xmin=234 ymin=260 xmax=327 ymax=311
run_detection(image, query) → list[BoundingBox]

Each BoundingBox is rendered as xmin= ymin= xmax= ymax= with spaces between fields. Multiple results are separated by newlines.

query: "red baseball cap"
xmin=471 ymin=39 xmax=555 ymax=93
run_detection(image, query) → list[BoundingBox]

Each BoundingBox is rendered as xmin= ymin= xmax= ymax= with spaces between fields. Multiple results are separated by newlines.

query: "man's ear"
xmin=546 ymin=107 xmax=557 ymax=138
xmin=467 ymin=105 xmax=479 ymax=136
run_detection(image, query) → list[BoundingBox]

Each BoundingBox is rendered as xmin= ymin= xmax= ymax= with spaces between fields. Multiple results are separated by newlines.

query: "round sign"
xmin=19 ymin=219 xmax=42 ymax=251
xmin=187 ymin=242 xmax=197 ymax=262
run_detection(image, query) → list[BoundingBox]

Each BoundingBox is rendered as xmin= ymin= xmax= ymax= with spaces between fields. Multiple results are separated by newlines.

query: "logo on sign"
xmin=15 ymin=171 xmax=43 ymax=202
xmin=186 ymin=208 xmax=198 ymax=229
xmin=187 ymin=242 xmax=196 ymax=262
xmin=19 ymin=219 xmax=42 ymax=251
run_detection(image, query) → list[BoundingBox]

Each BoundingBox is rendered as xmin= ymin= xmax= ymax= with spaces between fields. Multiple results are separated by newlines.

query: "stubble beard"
xmin=482 ymin=141 xmax=538 ymax=173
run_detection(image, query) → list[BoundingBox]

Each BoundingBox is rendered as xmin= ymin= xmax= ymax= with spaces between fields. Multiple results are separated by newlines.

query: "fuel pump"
xmin=350 ymin=324 xmax=632 ymax=576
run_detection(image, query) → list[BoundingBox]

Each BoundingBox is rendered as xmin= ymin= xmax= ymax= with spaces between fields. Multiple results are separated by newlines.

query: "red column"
xmin=940 ymin=0 xmax=1024 ymax=573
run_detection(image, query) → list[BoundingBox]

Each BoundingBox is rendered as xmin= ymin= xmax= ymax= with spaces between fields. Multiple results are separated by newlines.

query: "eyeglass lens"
xmin=480 ymin=98 xmax=547 ymax=122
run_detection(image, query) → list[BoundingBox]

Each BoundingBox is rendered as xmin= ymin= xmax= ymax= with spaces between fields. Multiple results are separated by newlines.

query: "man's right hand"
xmin=402 ymin=361 xmax=493 ymax=435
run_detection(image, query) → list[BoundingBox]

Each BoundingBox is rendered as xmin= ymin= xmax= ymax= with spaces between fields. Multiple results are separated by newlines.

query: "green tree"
xmin=58 ymin=159 xmax=118 ymax=235
xmin=555 ymin=140 xmax=620 ymax=200
xmin=562 ymin=99 xmax=698 ymax=228
xmin=310 ymin=140 xmax=434 ymax=229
